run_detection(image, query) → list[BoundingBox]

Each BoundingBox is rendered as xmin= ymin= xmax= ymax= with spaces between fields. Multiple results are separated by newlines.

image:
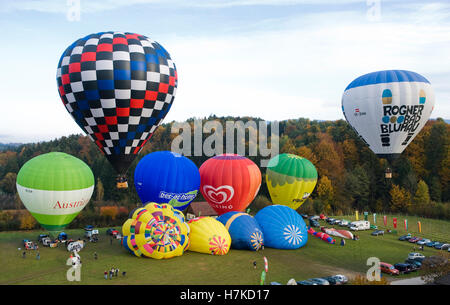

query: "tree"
xmin=317 ymin=175 xmax=334 ymax=211
xmin=0 ymin=172 xmax=17 ymax=194
xmin=390 ymin=184 xmax=411 ymax=212
xmin=96 ymin=178 xmax=104 ymax=202
xmin=413 ymin=180 xmax=430 ymax=205
xmin=19 ymin=212 xmax=37 ymax=230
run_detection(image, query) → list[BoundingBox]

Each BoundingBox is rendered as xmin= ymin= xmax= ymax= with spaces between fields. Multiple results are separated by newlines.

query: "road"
xmin=390 ymin=276 xmax=427 ymax=285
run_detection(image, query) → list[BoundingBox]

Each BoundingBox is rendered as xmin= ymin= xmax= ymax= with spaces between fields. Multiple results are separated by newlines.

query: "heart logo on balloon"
xmin=203 ymin=185 xmax=234 ymax=205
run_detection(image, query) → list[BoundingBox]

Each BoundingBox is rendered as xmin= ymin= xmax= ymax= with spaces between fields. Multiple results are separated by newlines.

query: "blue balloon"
xmin=254 ymin=205 xmax=308 ymax=249
xmin=217 ymin=212 xmax=264 ymax=251
xmin=134 ymin=151 xmax=200 ymax=210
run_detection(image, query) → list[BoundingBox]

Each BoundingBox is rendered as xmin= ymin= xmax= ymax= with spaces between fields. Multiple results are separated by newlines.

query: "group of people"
xmin=104 ymin=267 xmax=126 ymax=279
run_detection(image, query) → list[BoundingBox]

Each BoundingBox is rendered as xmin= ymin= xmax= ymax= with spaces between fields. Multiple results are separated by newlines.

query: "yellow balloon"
xmin=187 ymin=217 xmax=231 ymax=255
xmin=121 ymin=203 xmax=189 ymax=259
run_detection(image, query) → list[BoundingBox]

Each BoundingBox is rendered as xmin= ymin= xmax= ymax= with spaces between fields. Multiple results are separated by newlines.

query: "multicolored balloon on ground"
xmin=321 ymin=227 xmax=353 ymax=240
xmin=254 ymin=205 xmax=308 ymax=250
xmin=56 ymin=32 xmax=177 ymax=177
xmin=134 ymin=151 xmax=200 ymax=210
xmin=308 ymin=227 xmax=335 ymax=244
xmin=121 ymin=203 xmax=189 ymax=259
xmin=199 ymin=154 xmax=261 ymax=215
xmin=187 ymin=217 xmax=231 ymax=255
xmin=16 ymin=152 xmax=94 ymax=235
xmin=266 ymin=153 xmax=317 ymax=210
xmin=342 ymin=70 xmax=435 ymax=161
xmin=217 ymin=211 xmax=264 ymax=251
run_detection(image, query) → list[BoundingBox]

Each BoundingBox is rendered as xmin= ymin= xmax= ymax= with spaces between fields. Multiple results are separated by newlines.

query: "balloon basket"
xmin=116 ymin=176 xmax=128 ymax=189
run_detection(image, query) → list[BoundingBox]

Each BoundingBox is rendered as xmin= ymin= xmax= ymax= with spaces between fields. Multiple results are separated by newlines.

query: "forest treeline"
xmin=0 ymin=116 xmax=448 ymax=230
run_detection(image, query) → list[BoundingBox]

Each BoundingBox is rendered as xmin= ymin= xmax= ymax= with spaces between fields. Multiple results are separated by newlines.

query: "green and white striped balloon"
xmin=16 ymin=152 xmax=94 ymax=234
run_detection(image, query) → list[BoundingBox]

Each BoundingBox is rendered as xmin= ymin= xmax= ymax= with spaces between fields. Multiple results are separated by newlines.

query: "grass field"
xmin=0 ymin=215 xmax=448 ymax=285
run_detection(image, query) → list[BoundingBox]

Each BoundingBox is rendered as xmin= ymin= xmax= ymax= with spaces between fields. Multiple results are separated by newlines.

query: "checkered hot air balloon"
xmin=56 ymin=31 xmax=177 ymax=183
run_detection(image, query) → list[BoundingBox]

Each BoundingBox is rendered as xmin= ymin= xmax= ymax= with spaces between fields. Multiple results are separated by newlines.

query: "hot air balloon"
xmin=187 ymin=217 xmax=231 ymax=255
xmin=321 ymin=227 xmax=353 ymax=240
xmin=216 ymin=211 xmax=264 ymax=251
xmin=307 ymin=227 xmax=335 ymax=244
xmin=342 ymin=70 xmax=435 ymax=162
xmin=134 ymin=151 xmax=200 ymax=210
xmin=16 ymin=152 xmax=94 ymax=236
xmin=121 ymin=203 xmax=189 ymax=259
xmin=199 ymin=154 xmax=261 ymax=215
xmin=254 ymin=205 xmax=308 ymax=250
xmin=56 ymin=32 xmax=177 ymax=188
xmin=266 ymin=153 xmax=317 ymax=210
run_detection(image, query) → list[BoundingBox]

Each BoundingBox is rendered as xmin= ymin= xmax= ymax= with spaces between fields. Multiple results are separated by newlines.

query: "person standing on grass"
xmin=104 ymin=271 xmax=108 ymax=280
xmin=253 ymin=261 xmax=257 ymax=269
xmin=22 ymin=251 xmax=26 ymax=259
xmin=94 ymin=252 xmax=98 ymax=260
xmin=36 ymin=252 xmax=40 ymax=260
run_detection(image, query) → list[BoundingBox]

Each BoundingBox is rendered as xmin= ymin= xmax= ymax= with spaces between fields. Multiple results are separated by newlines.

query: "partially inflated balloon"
xmin=121 ymin=203 xmax=189 ymax=259
xmin=56 ymin=32 xmax=177 ymax=176
xmin=342 ymin=70 xmax=434 ymax=161
xmin=266 ymin=154 xmax=317 ymax=210
xmin=134 ymin=151 xmax=200 ymax=210
xmin=217 ymin=212 xmax=264 ymax=251
xmin=254 ymin=205 xmax=307 ymax=250
xmin=187 ymin=217 xmax=231 ymax=255
xmin=16 ymin=152 xmax=94 ymax=235
xmin=199 ymin=154 xmax=261 ymax=215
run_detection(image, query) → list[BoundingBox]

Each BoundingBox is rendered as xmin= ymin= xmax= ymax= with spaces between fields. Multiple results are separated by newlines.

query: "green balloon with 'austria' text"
xmin=16 ymin=152 xmax=94 ymax=234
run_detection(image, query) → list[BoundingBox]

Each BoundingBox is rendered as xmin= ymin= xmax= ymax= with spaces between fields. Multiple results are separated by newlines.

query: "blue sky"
xmin=0 ymin=0 xmax=449 ymax=143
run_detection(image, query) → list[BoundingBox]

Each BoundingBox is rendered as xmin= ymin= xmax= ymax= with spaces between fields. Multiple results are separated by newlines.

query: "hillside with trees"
xmin=0 ymin=116 xmax=448 ymax=230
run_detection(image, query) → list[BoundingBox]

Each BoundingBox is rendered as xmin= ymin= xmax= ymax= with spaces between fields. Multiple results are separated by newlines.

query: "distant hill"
xmin=0 ymin=143 xmax=22 ymax=151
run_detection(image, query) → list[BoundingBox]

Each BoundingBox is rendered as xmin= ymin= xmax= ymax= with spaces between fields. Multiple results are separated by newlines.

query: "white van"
xmin=349 ymin=220 xmax=370 ymax=231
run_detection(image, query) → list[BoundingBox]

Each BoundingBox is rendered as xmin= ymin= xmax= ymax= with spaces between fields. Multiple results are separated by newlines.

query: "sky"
xmin=0 ymin=0 xmax=449 ymax=143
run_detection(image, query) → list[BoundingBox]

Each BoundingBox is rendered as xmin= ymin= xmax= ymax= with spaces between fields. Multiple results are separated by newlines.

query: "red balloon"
xmin=199 ymin=154 xmax=261 ymax=215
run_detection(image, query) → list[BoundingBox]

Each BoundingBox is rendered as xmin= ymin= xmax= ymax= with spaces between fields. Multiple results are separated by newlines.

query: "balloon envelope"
xmin=217 ymin=211 xmax=264 ymax=251
xmin=134 ymin=151 xmax=200 ymax=210
xmin=254 ymin=205 xmax=308 ymax=250
xmin=199 ymin=154 xmax=261 ymax=215
xmin=121 ymin=203 xmax=189 ymax=259
xmin=187 ymin=217 xmax=231 ymax=255
xmin=56 ymin=32 xmax=177 ymax=175
xmin=266 ymin=153 xmax=317 ymax=210
xmin=16 ymin=152 xmax=94 ymax=235
xmin=342 ymin=70 xmax=434 ymax=160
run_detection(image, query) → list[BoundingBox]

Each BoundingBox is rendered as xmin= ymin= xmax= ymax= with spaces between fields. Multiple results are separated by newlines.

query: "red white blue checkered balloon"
xmin=56 ymin=31 xmax=177 ymax=175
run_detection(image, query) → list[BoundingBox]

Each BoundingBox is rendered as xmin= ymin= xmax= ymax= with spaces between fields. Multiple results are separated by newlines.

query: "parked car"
xmin=370 ymin=224 xmax=378 ymax=230
xmin=308 ymin=278 xmax=329 ymax=285
xmin=296 ymin=280 xmax=317 ymax=285
xmin=300 ymin=214 xmax=309 ymax=219
xmin=408 ymin=237 xmax=420 ymax=243
xmin=417 ymin=239 xmax=431 ymax=245
xmin=310 ymin=215 xmax=320 ymax=221
xmin=322 ymin=276 xmax=338 ymax=285
xmin=405 ymin=259 xmax=422 ymax=270
xmin=441 ymin=244 xmax=450 ymax=250
xmin=332 ymin=274 xmax=348 ymax=284
xmin=326 ymin=218 xmax=335 ymax=224
xmin=270 ymin=282 xmax=282 ymax=285
xmin=339 ymin=220 xmax=349 ymax=226
xmin=379 ymin=262 xmax=399 ymax=275
xmin=408 ymin=252 xmax=425 ymax=260
xmin=426 ymin=241 xmax=438 ymax=247
xmin=371 ymin=230 xmax=384 ymax=236
xmin=309 ymin=219 xmax=320 ymax=227
xmin=333 ymin=220 xmax=342 ymax=225
xmin=404 ymin=262 xmax=419 ymax=272
xmin=434 ymin=242 xmax=445 ymax=249
xmin=399 ymin=234 xmax=412 ymax=241
xmin=394 ymin=263 xmax=412 ymax=274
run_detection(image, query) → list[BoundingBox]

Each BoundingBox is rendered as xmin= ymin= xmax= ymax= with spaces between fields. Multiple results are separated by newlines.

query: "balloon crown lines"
xmin=171 ymin=119 xmax=279 ymax=167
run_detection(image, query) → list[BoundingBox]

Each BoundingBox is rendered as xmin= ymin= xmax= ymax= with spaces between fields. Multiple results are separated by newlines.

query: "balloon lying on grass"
xmin=187 ymin=217 xmax=231 ymax=255
xmin=134 ymin=151 xmax=200 ymax=210
xmin=254 ymin=205 xmax=308 ymax=250
xmin=321 ymin=227 xmax=353 ymax=240
xmin=199 ymin=154 xmax=261 ymax=215
xmin=342 ymin=70 xmax=435 ymax=162
xmin=216 ymin=211 xmax=264 ymax=251
xmin=56 ymin=31 xmax=178 ymax=185
xmin=266 ymin=153 xmax=317 ymax=210
xmin=307 ymin=227 xmax=335 ymax=244
xmin=121 ymin=203 xmax=189 ymax=259
xmin=16 ymin=152 xmax=94 ymax=236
